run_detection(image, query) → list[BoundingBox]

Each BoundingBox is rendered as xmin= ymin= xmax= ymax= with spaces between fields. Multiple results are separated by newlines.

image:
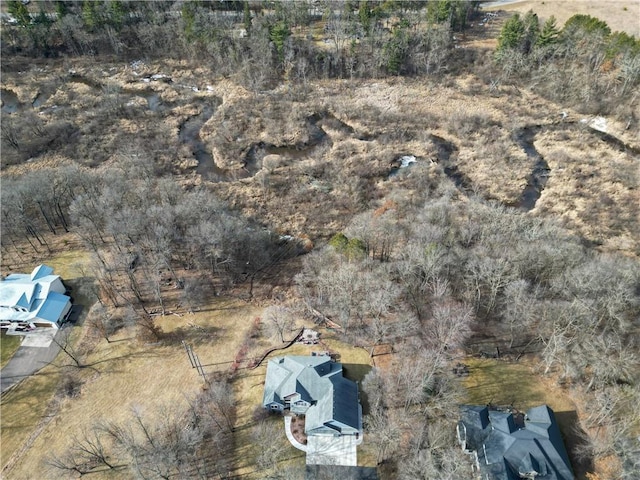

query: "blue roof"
xmin=37 ymin=291 xmax=71 ymax=322
xmin=16 ymin=291 xmax=32 ymax=309
xmin=31 ymin=265 xmax=54 ymax=281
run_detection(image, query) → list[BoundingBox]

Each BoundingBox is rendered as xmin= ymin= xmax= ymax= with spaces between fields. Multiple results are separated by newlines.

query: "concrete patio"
xmin=305 ymin=433 xmax=358 ymax=466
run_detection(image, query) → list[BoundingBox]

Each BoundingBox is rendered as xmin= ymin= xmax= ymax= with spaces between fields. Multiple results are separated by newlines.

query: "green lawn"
xmin=462 ymin=357 xmax=594 ymax=478
xmin=462 ymin=357 xmax=575 ymax=412
xmin=1 ymin=331 xmax=22 ymax=369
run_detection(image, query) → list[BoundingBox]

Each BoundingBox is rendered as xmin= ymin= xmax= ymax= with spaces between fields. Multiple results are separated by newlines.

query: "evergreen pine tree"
xmin=243 ymin=1 xmax=252 ymax=35
xmin=359 ymin=0 xmax=371 ymax=36
xmin=521 ymin=10 xmax=540 ymax=53
xmin=536 ymin=16 xmax=560 ymax=47
xmin=497 ymin=13 xmax=524 ymax=52
xmin=7 ymin=1 xmax=31 ymax=28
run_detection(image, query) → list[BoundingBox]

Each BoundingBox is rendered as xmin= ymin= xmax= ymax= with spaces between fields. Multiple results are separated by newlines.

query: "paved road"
xmin=480 ymin=0 xmax=526 ymax=7
xmin=0 ymin=328 xmax=62 ymax=394
xmin=0 ymin=305 xmax=83 ymax=394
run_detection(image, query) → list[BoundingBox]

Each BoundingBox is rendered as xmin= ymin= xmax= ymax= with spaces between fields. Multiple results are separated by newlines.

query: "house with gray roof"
xmin=0 ymin=265 xmax=72 ymax=329
xmin=457 ymin=405 xmax=575 ymax=480
xmin=263 ymin=355 xmax=362 ymax=437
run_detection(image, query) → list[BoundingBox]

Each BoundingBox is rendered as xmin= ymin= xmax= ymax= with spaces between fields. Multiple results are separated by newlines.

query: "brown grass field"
xmin=2 ymin=296 xmax=263 ymax=479
xmin=1 ymin=245 xmax=92 ymax=477
xmin=484 ymin=0 xmax=640 ymax=37
xmin=1 ymin=66 xmax=638 ymax=475
xmin=1 ymin=277 xmax=375 ymax=479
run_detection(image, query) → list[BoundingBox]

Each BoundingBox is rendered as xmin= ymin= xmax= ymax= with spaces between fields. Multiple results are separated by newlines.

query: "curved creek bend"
xmin=4 ymin=72 xmax=637 ymax=212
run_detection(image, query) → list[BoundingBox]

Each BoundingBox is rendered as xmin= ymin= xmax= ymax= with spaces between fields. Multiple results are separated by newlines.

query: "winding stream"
xmin=6 ymin=74 xmax=637 ymax=205
xmin=511 ymin=122 xmax=639 ymax=211
xmin=32 ymin=91 xmax=52 ymax=108
xmin=429 ymin=134 xmax=476 ymax=192
xmin=177 ymin=100 xmax=229 ymax=181
xmin=512 ymin=126 xmax=550 ymax=211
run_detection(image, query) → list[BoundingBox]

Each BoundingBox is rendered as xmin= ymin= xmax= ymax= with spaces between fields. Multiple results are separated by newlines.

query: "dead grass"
xmin=4 ymin=297 xmax=262 ymax=479
xmin=533 ymin=128 xmax=640 ymax=253
xmin=1 ymin=235 xmax=262 ymax=477
xmin=2 ymin=58 xmax=638 ymax=254
xmin=0 ymin=366 xmax=61 ymax=473
xmin=1 ymin=56 xmax=638 ymax=477
xmin=485 ymin=0 xmax=640 ymax=37
xmin=1 ymin=233 xmax=88 ymax=279
xmin=0 ymin=246 xmax=94 ymax=476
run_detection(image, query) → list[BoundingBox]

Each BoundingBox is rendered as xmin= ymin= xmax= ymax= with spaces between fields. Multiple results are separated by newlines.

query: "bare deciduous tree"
xmin=263 ymin=305 xmax=296 ymax=343
xmin=87 ymin=303 xmax=120 ymax=343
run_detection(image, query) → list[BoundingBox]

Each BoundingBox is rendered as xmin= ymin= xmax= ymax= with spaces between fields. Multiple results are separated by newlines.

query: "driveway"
xmin=306 ymin=434 xmax=358 ymax=466
xmin=0 ymin=327 xmax=62 ymax=394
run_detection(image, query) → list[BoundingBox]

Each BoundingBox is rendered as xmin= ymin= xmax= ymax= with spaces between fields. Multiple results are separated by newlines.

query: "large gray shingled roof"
xmin=263 ymin=355 xmax=361 ymax=434
xmin=458 ymin=404 xmax=574 ymax=480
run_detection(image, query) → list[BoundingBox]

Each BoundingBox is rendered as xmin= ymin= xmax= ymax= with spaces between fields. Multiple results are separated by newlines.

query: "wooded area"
xmin=1 ymin=1 xmax=639 ymax=479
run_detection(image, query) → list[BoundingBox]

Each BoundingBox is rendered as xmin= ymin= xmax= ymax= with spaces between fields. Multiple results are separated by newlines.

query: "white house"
xmin=0 ymin=265 xmax=72 ymax=329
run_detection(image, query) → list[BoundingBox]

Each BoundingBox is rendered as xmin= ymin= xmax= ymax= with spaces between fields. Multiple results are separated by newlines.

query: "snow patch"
xmin=399 ymin=155 xmax=417 ymax=168
xmin=582 ymin=116 xmax=608 ymax=133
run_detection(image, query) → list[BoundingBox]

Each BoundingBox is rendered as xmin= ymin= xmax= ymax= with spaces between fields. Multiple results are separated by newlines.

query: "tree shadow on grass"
xmin=555 ymin=410 xmax=595 ymax=480
xmin=463 ymin=359 xmax=548 ymax=407
xmin=0 ymin=369 xmax=59 ymax=405
xmin=162 ymin=325 xmax=221 ymax=346
xmin=57 ymin=349 xmax=165 ymax=372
